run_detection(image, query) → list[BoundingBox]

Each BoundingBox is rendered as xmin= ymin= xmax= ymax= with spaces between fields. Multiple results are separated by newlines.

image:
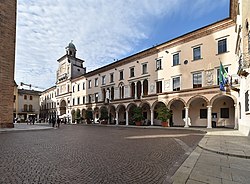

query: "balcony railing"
xmin=238 ymin=53 xmax=250 ymax=77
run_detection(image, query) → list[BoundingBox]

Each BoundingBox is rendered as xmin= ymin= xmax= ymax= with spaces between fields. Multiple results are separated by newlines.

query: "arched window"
xmin=119 ymin=83 xmax=124 ymax=99
xmin=29 ymin=105 xmax=33 ymax=112
xmin=23 ymin=104 xmax=27 ymax=111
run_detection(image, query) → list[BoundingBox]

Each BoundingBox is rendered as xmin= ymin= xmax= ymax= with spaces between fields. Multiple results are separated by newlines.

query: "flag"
xmin=219 ymin=62 xmax=228 ymax=91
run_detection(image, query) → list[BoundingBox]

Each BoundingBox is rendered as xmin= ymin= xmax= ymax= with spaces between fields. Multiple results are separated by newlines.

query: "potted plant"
xmin=100 ymin=108 xmax=109 ymax=124
xmin=132 ymin=107 xmax=144 ymax=126
xmin=156 ymin=106 xmax=172 ymax=127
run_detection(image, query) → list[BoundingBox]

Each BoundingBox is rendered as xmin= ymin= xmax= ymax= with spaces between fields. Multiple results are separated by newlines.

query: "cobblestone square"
xmin=0 ymin=125 xmax=204 ymax=184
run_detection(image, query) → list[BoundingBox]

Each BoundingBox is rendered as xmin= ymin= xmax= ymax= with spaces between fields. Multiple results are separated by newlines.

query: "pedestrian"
xmin=57 ymin=117 xmax=60 ymax=128
xmin=52 ymin=117 xmax=56 ymax=128
xmin=32 ymin=117 xmax=35 ymax=125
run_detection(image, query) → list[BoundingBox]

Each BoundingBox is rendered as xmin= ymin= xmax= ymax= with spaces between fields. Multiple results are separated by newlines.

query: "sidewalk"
xmin=0 ymin=123 xmax=53 ymax=133
xmin=172 ymin=129 xmax=250 ymax=184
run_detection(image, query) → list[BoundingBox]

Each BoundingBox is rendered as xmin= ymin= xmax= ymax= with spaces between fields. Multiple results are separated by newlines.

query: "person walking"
xmin=52 ymin=117 xmax=56 ymax=128
xmin=56 ymin=117 xmax=60 ymax=128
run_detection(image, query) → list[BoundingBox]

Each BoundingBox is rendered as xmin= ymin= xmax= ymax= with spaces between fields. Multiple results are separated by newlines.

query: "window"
xmin=73 ymin=86 xmax=75 ymax=92
xmin=23 ymin=104 xmax=27 ymax=111
xmin=221 ymin=108 xmax=229 ymax=118
xmin=156 ymin=59 xmax=162 ymax=70
xmin=29 ymin=105 xmax=33 ymax=112
xmin=95 ymin=78 xmax=98 ymax=87
xmin=83 ymin=96 xmax=85 ymax=104
xmin=88 ymin=95 xmax=92 ymax=103
xmin=77 ymin=84 xmax=80 ymax=91
xmin=88 ymin=80 xmax=92 ymax=88
xmin=30 ymin=96 xmax=33 ymax=100
xmin=217 ymin=67 xmax=228 ymax=85
xmin=73 ymin=98 xmax=75 ymax=106
xmin=77 ymin=97 xmax=80 ymax=105
xmin=200 ymin=109 xmax=207 ymax=119
xmin=83 ymin=82 xmax=85 ymax=90
xmin=142 ymin=63 xmax=148 ymax=74
xmin=14 ymin=95 xmax=16 ymax=102
xmin=156 ymin=81 xmax=162 ymax=93
xmin=193 ymin=72 xmax=202 ymax=88
xmin=102 ymin=76 xmax=106 ymax=85
xmin=110 ymin=73 xmax=114 ymax=83
xmin=95 ymin=93 xmax=98 ymax=103
xmin=193 ymin=47 xmax=201 ymax=60
xmin=130 ymin=67 xmax=135 ymax=77
xmin=119 ymin=71 xmax=124 ymax=80
xmin=218 ymin=38 xmax=227 ymax=54
xmin=245 ymin=91 xmax=249 ymax=112
xmin=173 ymin=77 xmax=180 ymax=91
xmin=173 ymin=53 xmax=180 ymax=66
xmin=24 ymin=95 xmax=27 ymax=100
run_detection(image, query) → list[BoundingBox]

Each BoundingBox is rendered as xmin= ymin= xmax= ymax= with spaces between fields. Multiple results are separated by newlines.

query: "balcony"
xmin=237 ymin=53 xmax=250 ymax=77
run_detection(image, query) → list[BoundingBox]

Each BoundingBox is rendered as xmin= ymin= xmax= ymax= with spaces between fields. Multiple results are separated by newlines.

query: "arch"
xmin=81 ymin=109 xmax=86 ymax=119
xmin=210 ymin=94 xmax=236 ymax=128
xmin=210 ymin=94 xmax=237 ymax=105
xmin=187 ymin=95 xmax=209 ymax=107
xmin=140 ymin=102 xmax=151 ymax=125
xmin=109 ymin=105 xmax=116 ymax=124
xmin=60 ymin=99 xmax=67 ymax=115
xmin=127 ymin=103 xmax=137 ymax=125
xmin=167 ymin=97 xmax=186 ymax=108
xmin=152 ymin=100 xmax=167 ymax=110
xmin=126 ymin=103 xmax=137 ymax=111
xmin=71 ymin=109 xmax=76 ymax=123
xmin=168 ymin=98 xmax=186 ymax=127
xmin=139 ymin=101 xmax=151 ymax=109
xmin=116 ymin=104 xmax=126 ymax=112
xmin=117 ymin=104 xmax=126 ymax=125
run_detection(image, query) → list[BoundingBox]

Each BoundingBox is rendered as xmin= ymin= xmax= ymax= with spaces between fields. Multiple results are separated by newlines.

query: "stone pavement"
xmin=172 ymin=129 xmax=250 ymax=184
xmin=0 ymin=123 xmax=53 ymax=133
xmin=1 ymin=124 xmax=250 ymax=183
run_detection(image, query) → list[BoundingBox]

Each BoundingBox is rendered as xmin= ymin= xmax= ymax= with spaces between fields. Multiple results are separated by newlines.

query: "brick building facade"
xmin=0 ymin=0 xmax=17 ymax=128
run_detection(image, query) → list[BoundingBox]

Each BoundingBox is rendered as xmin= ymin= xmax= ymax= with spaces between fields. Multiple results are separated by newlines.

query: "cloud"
xmin=15 ymin=0 xmax=228 ymax=89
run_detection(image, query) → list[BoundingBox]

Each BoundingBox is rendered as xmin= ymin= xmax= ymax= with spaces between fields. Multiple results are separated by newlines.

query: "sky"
xmin=15 ymin=0 xmax=230 ymax=90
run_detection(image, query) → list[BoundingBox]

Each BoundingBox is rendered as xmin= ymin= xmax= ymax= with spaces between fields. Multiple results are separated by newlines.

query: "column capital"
xmin=207 ymin=105 xmax=212 ymax=108
xmin=184 ymin=106 xmax=189 ymax=109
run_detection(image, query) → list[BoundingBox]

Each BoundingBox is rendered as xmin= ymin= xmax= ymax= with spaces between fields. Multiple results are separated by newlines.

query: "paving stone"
xmin=190 ymin=171 xmax=222 ymax=184
xmin=0 ymin=125 xmax=204 ymax=184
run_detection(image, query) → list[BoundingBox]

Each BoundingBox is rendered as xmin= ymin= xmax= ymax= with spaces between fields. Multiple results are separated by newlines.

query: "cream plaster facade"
xmin=15 ymin=89 xmax=41 ymax=122
xmin=235 ymin=0 xmax=250 ymax=135
xmin=40 ymin=0 xmax=246 ymax=130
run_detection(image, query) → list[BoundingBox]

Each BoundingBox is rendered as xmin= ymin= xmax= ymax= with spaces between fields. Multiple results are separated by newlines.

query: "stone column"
xmin=150 ymin=109 xmax=154 ymax=126
xmin=234 ymin=103 xmax=238 ymax=129
xmin=126 ymin=110 xmax=129 ymax=126
xmin=116 ymin=111 xmax=119 ymax=125
xmin=135 ymin=83 xmax=137 ymax=99
xmin=207 ymin=106 xmax=212 ymax=128
xmin=184 ymin=107 xmax=189 ymax=128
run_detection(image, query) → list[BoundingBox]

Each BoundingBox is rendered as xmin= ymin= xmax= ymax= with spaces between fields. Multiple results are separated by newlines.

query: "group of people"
xmin=49 ymin=117 xmax=61 ymax=128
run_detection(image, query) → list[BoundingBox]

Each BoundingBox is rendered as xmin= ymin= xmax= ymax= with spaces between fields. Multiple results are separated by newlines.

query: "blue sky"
xmin=15 ymin=0 xmax=230 ymax=90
